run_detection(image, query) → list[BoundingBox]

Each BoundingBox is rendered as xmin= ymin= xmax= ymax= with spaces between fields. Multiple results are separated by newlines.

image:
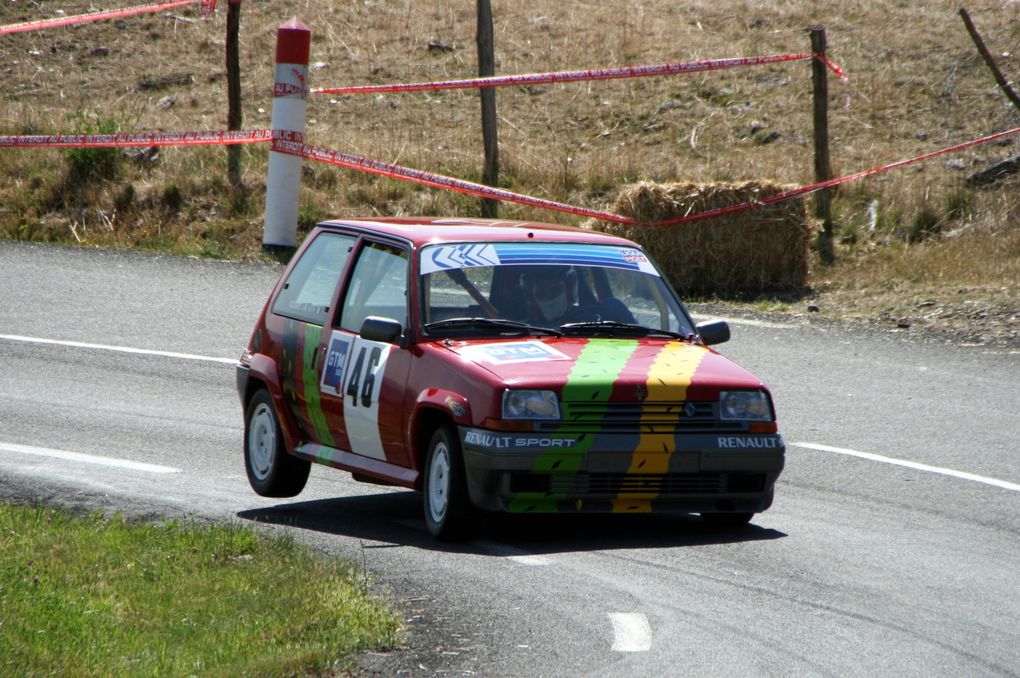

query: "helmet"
xmin=526 ymin=267 xmax=570 ymax=320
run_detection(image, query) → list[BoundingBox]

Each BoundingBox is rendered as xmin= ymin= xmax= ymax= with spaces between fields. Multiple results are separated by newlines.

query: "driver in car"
xmin=524 ymin=266 xmax=634 ymax=326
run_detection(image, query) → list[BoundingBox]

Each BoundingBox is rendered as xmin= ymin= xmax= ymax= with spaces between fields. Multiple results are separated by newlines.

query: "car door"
xmin=266 ymin=231 xmax=356 ymax=445
xmin=317 ymin=239 xmax=413 ymax=468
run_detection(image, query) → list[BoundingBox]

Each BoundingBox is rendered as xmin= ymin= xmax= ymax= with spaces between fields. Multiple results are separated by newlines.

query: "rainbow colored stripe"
xmin=508 ymin=339 xmax=710 ymax=513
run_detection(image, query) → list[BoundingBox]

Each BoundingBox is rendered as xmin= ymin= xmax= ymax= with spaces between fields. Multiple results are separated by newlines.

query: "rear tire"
xmin=700 ymin=512 xmax=754 ymax=528
xmin=423 ymin=426 xmax=474 ymax=540
xmin=244 ymin=389 xmax=310 ymax=497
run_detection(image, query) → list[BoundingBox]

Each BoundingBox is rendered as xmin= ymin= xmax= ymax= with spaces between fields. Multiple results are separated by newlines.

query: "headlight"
xmin=502 ymin=390 xmax=561 ymax=420
xmin=720 ymin=390 xmax=772 ymax=421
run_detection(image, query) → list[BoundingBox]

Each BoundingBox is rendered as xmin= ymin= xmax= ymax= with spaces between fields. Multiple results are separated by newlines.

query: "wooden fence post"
xmin=476 ymin=0 xmax=499 ymax=218
xmin=959 ymin=8 xmax=1020 ymax=112
xmin=810 ymin=26 xmax=835 ymax=264
xmin=226 ymin=0 xmax=243 ymax=188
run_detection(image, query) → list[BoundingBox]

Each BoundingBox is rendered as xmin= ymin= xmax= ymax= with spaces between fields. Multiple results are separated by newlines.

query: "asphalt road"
xmin=2 ymin=240 xmax=1018 ymax=677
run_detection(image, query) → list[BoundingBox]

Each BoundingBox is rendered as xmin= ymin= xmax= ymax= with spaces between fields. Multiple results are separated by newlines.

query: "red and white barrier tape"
xmin=5 ymin=123 xmax=1014 ymax=228
xmin=0 ymin=129 xmax=270 ymax=148
xmin=0 ymin=0 xmax=216 ymax=35
xmin=647 ymin=125 xmax=1020 ymax=227
xmin=312 ymin=52 xmax=845 ymax=96
xmin=276 ymin=125 xmax=1020 ymax=227
xmin=271 ymin=136 xmax=632 ymax=224
xmin=817 ymin=52 xmax=846 ymax=80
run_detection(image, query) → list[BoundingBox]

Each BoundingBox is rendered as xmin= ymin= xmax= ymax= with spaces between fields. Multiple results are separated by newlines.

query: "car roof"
xmin=316 ymin=217 xmax=638 ymax=248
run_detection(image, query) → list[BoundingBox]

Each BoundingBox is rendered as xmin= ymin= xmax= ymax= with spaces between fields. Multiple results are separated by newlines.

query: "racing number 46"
xmin=346 ymin=345 xmax=382 ymax=408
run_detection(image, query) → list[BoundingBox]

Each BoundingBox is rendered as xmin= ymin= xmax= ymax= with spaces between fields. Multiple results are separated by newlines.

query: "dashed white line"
xmin=609 ymin=612 xmax=652 ymax=652
xmin=0 ymin=442 xmax=182 ymax=474
xmin=794 ymin=442 xmax=1020 ymax=493
xmin=0 ymin=333 xmax=236 ymax=365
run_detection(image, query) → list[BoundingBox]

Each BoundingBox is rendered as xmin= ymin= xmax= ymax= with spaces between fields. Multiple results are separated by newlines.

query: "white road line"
xmin=476 ymin=541 xmax=553 ymax=566
xmin=794 ymin=442 xmax=1020 ymax=493
xmin=506 ymin=554 xmax=552 ymax=566
xmin=0 ymin=442 xmax=182 ymax=474
xmin=609 ymin=612 xmax=652 ymax=652
xmin=701 ymin=316 xmax=796 ymax=330
xmin=0 ymin=333 xmax=236 ymax=365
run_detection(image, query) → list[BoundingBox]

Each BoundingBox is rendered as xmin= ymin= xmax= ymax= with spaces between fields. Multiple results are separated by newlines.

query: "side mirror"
xmin=695 ymin=319 xmax=730 ymax=346
xmin=360 ymin=316 xmax=403 ymax=344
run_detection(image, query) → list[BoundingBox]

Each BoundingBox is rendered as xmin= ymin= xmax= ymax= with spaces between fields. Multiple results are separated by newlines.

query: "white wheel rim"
xmin=427 ymin=442 xmax=451 ymax=524
xmin=248 ymin=402 xmax=276 ymax=481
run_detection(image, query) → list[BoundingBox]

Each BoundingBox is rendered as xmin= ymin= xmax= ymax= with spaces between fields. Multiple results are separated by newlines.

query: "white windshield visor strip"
xmin=419 ymin=243 xmax=660 ymax=276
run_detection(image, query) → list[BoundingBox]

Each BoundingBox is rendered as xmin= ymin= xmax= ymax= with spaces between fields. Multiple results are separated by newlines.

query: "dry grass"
xmin=1 ymin=0 xmax=1018 ymax=340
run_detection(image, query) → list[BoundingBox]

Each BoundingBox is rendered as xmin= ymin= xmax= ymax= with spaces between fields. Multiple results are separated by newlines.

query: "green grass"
xmin=0 ymin=503 xmax=400 ymax=678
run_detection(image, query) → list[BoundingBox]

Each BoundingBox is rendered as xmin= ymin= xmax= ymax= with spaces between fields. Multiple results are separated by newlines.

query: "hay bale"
xmin=588 ymin=181 xmax=816 ymax=297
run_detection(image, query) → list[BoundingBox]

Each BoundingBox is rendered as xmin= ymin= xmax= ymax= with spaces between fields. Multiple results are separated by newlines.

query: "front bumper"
xmin=235 ymin=363 xmax=251 ymax=403
xmin=459 ymin=427 xmax=784 ymax=514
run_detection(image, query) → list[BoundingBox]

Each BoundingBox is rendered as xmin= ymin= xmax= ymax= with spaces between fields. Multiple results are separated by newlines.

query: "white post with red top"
xmin=263 ymin=17 xmax=310 ymax=255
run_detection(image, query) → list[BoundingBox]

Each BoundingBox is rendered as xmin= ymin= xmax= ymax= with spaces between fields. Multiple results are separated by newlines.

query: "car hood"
xmin=444 ymin=336 xmax=765 ymax=401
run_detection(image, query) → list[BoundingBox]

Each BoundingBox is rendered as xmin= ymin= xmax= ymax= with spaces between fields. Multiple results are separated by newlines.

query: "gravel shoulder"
xmin=690 ymin=285 xmax=1020 ymax=350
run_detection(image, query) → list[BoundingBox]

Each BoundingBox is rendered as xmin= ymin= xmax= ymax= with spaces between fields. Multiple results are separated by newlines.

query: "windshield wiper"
xmin=558 ymin=320 xmax=688 ymax=339
xmin=424 ymin=317 xmax=563 ymax=337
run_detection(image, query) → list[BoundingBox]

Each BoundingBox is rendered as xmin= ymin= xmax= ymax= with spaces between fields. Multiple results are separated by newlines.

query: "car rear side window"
xmin=272 ymin=232 xmax=356 ymax=325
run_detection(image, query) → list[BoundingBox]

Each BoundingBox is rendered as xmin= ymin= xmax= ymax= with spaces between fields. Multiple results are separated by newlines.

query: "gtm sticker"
xmin=458 ymin=341 xmax=570 ymax=364
xmin=320 ymin=332 xmax=354 ymax=395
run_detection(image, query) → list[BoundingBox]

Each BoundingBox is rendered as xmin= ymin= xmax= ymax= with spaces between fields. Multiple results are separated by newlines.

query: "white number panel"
xmin=340 ymin=336 xmax=392 ymax=460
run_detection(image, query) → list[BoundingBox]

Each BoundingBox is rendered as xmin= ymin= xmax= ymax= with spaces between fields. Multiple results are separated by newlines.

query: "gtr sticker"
xmin=341 ymin=336 xmax=392 ymax=461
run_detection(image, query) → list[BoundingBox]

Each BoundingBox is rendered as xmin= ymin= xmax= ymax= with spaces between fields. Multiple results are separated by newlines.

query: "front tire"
xmin=423 ymin=426 xmax=474 ymax=539
xmin=244 ymin=388 xmax=310 ymax=497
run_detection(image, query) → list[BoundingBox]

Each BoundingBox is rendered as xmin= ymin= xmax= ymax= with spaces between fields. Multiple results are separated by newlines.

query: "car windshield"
xmin=420 ymin=242 xmax=696 ymax=337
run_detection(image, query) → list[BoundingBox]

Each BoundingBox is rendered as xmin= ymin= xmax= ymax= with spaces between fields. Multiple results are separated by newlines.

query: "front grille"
xmin=535 ymin=472 xmax=766 ymax=496
xmin=535 ymin=401 xmax=742 ymax=433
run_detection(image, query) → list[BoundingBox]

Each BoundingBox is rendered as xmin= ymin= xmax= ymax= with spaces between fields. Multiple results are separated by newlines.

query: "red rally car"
xmin=236 ymin=217 xmax=785 ymax=538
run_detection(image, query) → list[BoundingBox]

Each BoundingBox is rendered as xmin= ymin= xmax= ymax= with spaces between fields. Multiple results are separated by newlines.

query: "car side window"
xmin=272 ymin=232 xmax=356 ymax=325
xmin=339 ymin=242 xmax=409 ymax=333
